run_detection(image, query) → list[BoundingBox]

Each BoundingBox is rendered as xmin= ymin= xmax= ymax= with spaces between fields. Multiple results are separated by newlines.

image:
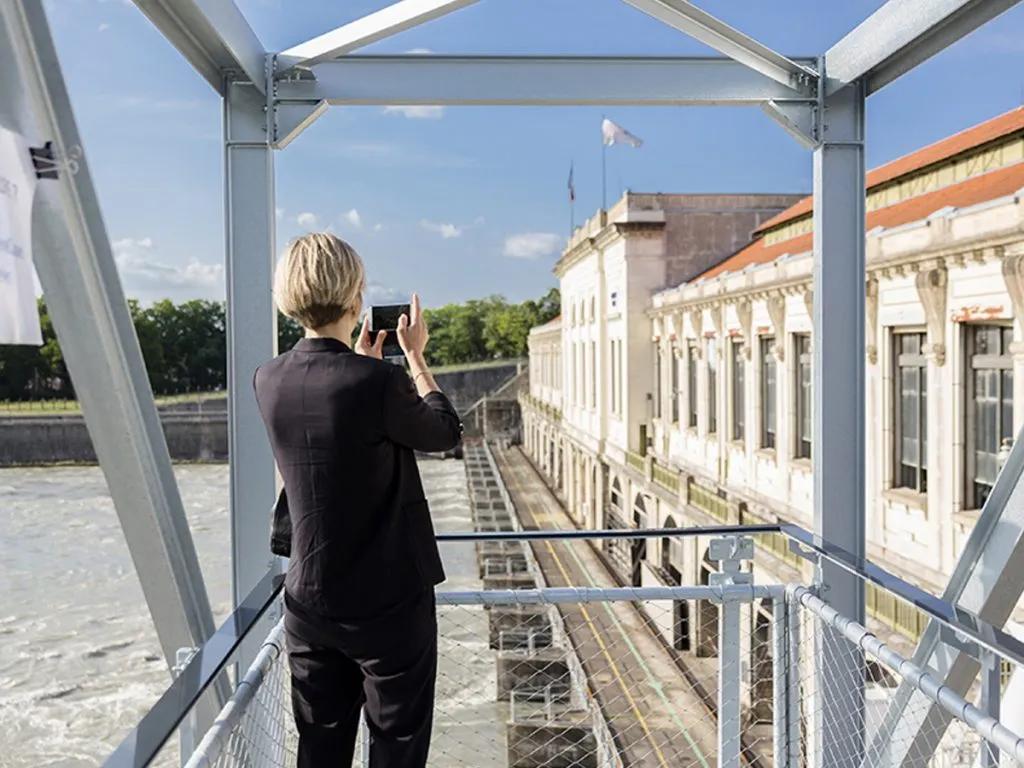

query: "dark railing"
xmin=104 ymin=523 xmax=1024 ymax=768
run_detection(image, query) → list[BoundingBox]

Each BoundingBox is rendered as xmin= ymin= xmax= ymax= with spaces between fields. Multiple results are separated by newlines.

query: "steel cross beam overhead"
xmin=130 ymin=0 xmax=265 ymax=94
xmin=620 ymin=0 xmax=817 ymax=92
xmin=824 ymin=0 xmax=1024 ymax=95
xmin=278 ymin=0 xmax=479 ymax=72
xmin=274 ymin=55 xmax=819 ymax=109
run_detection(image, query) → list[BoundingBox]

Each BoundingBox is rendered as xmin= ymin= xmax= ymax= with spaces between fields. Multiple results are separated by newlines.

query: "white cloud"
xmin=112 ymin=237 xmax=223 ymax=301
xmin=502 ymin=232 xmax=564 ymax=260
xmin=98 ymin=22 xmax=110 ymax=32
xmin=373 ymin=223 xmax=384 ymax=232
xmin=275 ymin=207 xmax=284 ymax=219
xmin=366 ymin=283 xmax=409 ymax=305
xmin=296 ymin=212 xmax=318 ymax=229
xmin=420 ymin=220 xmax=464 ymax=239
xmin=343 ymin=209 xmax=362 ymax=229
xmin=383 ymin=105 xmax=444 ymax=119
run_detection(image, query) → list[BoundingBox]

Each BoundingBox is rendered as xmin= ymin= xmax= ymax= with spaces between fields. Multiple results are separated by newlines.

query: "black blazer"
xmin=253 ymin=337 xmax=463 ymax=619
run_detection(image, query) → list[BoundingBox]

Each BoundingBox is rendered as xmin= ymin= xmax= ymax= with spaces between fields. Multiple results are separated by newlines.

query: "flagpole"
xmin=601 ymin=140 xmax=607 ymax=211
xmin=601 ymin=113 xmax=608 ymax=211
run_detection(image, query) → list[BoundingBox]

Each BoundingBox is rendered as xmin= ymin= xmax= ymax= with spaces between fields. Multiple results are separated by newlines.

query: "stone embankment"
xmin=0 ymin=361 xmax=523 ymax=466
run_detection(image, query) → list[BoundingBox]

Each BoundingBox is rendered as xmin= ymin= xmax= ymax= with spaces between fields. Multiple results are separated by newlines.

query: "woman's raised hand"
xmin=355 ymin=313 xmax=387 ymax=359
xmin=397 ymin=293 xmax=429 ymax=359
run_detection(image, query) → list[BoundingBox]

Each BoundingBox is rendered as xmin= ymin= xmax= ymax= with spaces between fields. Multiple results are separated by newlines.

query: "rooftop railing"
xmin=102 ymin=523 xmax=1024 ymax=768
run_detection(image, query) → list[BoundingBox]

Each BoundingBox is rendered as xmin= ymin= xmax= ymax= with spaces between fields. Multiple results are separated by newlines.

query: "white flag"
xmin=0 ymin=125 xmax=42 ymax=345
xmin=602 ymin=118 xmax=643 ymax=148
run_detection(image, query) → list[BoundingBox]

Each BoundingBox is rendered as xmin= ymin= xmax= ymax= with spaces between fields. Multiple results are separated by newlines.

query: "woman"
xmin=253 ymin=232 xmax=462 ymax=768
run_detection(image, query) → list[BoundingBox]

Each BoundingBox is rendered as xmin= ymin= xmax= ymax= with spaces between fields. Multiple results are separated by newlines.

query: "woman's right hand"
xmin=397 ymin=293 xmax=429 ymax=359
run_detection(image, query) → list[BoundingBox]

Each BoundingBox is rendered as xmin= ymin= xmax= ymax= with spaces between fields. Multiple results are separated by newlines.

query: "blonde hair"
xmin=274 ymin=233 xmax=366 ymax=330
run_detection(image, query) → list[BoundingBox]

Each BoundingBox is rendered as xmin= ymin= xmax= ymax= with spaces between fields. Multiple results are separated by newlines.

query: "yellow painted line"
xmin=504 ymin=461 xmax=671 ymax=768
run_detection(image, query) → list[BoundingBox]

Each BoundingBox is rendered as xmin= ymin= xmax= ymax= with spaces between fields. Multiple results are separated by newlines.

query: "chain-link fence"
xmin=176 ymin=585 xmax=791 ymax=768
xmin=792 ymin=585 xmax=1024 ymax=768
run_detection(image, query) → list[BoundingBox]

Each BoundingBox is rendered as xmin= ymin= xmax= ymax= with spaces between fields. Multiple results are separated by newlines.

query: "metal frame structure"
xmin=3 ymin=1 xmax=1024 ymax=766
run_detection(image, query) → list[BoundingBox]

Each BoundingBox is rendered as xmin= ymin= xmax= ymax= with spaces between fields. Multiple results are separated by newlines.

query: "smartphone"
xmin=370 ymin=303 xmax=410 ymax=358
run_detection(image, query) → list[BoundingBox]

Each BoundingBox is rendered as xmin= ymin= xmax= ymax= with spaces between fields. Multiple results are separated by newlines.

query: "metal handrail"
xmin=103 ymin=570 xmax=284 ymax=768
xmin=104 ymin=522 xmax=1024 ymax=768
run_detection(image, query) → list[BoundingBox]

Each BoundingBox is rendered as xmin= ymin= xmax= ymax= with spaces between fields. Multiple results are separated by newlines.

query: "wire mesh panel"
xmin=182 ymin=588 xmax=791 ymax=768
xmin=792 ymin=586 xmax=1024 ymax=768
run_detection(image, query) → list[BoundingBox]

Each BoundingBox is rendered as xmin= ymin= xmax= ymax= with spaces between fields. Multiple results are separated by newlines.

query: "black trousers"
xmin=284 ymin=589 xmax=437 ymax=768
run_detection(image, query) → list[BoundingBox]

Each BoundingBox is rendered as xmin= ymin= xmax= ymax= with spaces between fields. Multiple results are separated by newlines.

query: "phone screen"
xmin=370 ymin=303 xmax=410 ymax=357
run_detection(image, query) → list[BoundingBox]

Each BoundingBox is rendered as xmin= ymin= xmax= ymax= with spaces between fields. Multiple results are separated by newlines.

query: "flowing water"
xmin=0 ymin=460 xmax=502 ymax=767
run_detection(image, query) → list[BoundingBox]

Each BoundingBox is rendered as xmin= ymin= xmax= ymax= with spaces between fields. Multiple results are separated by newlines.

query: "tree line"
xmin=0 ymin=288 xmax=560 ymax=401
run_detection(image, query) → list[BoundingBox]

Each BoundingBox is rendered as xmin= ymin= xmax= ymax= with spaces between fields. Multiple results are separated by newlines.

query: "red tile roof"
xmin=698 ymin=160 xmax=1024 ymax=281
xmin=753 ymin=107 xmax=1024 ymax=236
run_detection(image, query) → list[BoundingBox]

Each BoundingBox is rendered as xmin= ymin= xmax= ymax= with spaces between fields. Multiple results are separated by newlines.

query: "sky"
xmin=30 ymin=0 xmax=1024 ymax=308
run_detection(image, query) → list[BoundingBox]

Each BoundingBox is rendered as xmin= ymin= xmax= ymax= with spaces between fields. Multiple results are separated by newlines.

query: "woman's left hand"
xmin=355 ymin=313 xmax=387 ymax=359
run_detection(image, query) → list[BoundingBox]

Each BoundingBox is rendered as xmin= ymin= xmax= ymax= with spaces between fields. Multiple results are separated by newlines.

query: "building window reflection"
xmin=894 ymin=331 xmax=927 ymax=493
xmin=966 ymin=325 xmax=1014 ymax=509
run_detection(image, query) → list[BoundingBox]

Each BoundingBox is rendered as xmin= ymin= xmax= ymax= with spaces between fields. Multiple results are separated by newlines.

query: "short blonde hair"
xmin=274 ymin=233 xmax=366 ymax=330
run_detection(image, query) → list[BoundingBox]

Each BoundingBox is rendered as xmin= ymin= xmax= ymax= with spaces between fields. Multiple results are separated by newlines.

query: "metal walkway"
xmin=495 ymin=446 xmax=719 ymax=768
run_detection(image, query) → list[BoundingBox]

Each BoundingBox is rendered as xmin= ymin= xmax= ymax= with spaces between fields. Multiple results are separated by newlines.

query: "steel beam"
xmin=130 ymin=0 xmax=266 ymax=94
xmin=224 ymin=77 xmax=280 ymax=656
xmin=619 ymin=0 xmax=816 ymax=92
xmin=811 ymin=77 xmax=867 ymax=768
xmin=0 ymin=0 xmax=217 ymax=669
xmin=823 ymin=0 xmax=1023 ymax=96
xmin=278 ymin=0 xmax=479 ymax=72
xmin=276 ymin=55 xmax=819 ymax=107
xmin=866 ymin=430 xmax=1024 ymax=768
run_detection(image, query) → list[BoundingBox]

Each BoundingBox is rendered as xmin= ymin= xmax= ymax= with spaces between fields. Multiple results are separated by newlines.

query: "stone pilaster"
xmin=736 ymin=300 xmax=753 ymax=361
xmin=866 ymin=277 xmax=879 ymax=366
xmin=766 ymin=294 xmax=786 ymax=362
xmin=916 ymin=264 xmax=948 ymax=367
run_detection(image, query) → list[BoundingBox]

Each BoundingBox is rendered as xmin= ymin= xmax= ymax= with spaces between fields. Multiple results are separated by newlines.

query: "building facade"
xmin=522 ymin=107 xmax=1024 ymax=652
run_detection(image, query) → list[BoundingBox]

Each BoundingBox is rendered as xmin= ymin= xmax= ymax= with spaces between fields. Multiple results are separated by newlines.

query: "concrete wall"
xmin=0 ymin=361 xmax=522 ymax=466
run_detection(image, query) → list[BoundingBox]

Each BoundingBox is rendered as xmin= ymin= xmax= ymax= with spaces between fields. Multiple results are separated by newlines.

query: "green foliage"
xmin=0 ymin=288 xmax=560 ymax=401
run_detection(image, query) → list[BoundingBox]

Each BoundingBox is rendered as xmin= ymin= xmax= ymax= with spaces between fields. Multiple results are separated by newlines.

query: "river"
xmin=0 ymin=461 xmax=505 ymax=767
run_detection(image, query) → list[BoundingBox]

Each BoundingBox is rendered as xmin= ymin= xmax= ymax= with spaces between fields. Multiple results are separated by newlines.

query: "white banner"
xmin=0 ymin=124 xmax=41 ymax=346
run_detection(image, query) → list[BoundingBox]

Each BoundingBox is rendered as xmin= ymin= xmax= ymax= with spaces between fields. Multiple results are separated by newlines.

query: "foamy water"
xmin=0 ymin=461 xmax=503 ymax=767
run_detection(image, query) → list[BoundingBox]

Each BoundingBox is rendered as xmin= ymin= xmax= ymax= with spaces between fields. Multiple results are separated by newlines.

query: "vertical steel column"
xmin=0 ymin=0 xmax=216 ymax=667
xmin=979 ymin=651 xmax=1001 ymax=768
xmin=224 ymin=68 xmax=282 ymax=768
xmin=811 ymin=74 xmax=867 ymax=768
xmin=224 ymin=75 xmax=279 ymax=619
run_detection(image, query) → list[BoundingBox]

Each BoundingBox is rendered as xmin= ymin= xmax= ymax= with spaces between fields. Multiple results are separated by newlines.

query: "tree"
xmin=0 ymin=285 xmax=561 ymax=401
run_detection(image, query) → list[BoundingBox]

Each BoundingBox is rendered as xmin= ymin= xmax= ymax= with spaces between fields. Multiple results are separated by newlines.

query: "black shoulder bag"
xmin=271 ymin=487 xmax=291 ymax=557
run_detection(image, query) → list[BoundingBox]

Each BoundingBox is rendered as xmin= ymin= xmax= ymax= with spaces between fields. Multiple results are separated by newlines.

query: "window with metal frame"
xmin=761 ymin=336 xmax=777 ymax=450
xmin=795 ymin=334 xmax=812 ymax=460
xmin=671 ymin=340 xmax=680 ymax=424
xmin=687 ymin=342 xmax=698 ymax=428
xmin=707 ymin=336 xmax=718 ymax=435
xmin=732 ymin=338 xmax=745 ymax=442
xmin=653 ymin=342 xmax=662 ymax=420
xmin=893 ymin=331 xmax=927 ymax=493
xmin=966 ymin=324 xmax=1014 ymax=509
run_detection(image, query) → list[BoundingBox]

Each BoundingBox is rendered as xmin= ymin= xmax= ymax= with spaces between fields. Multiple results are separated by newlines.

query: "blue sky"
xmin=37 ymin=0 xmax=1024 ymax=307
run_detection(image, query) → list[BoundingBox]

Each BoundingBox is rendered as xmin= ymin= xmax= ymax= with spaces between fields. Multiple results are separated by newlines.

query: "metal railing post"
xmin=710 ymin=536 xmax=755 ymax=768
xmin=173 ymin=647 xmax=198 ymax=768
xmin=786 ymin=586 xmax=802 ymax=767
xmin=359 ymin=709 xmax=371 ymax=767
xmin=979 ymin=650 xmax=1001 ymax=768
xmin=772 ymin=596 xmax=791 ymax=768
